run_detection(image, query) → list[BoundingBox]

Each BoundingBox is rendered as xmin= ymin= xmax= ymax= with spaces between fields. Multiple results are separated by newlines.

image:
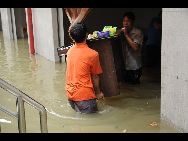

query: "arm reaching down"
xmin=91 ymin=74 xmax=105 ymax=100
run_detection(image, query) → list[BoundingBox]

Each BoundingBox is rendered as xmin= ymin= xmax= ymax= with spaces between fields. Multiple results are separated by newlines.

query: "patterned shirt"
xmin=119 ymin=26 xmax=144 ymax=70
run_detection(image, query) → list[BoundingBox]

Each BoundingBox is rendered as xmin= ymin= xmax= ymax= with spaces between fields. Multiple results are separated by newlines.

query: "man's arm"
xmin=116 ymin=28 xmax=140 ymax=51
xmin=124 ymin=28 xmax=139 ymax=51
xmin=91 ymin=74 xmax=105 ymax=100
xmin=125 ymin=34 xmax=139 ymax=51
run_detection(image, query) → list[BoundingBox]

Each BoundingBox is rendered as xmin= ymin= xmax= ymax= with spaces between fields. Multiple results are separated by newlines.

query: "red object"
xmin=27 ymin=8 xmax=35 ymax=54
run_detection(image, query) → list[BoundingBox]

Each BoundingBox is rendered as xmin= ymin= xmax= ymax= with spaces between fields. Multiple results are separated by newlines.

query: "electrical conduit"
xmin=27 ymin=8 xmax=35 ymax=54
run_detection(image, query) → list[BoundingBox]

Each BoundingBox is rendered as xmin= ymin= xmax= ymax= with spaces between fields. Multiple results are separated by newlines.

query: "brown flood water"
xmin=0 ymin=31 xmax=180 ymax=133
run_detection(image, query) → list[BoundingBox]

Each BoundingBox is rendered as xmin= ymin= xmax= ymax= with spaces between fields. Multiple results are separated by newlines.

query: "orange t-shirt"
xmin=65 ymin=43 xmax=103 ymax=101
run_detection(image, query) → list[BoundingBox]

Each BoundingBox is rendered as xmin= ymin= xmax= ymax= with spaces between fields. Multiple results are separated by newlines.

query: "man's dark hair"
xmin=70 ymin=22 xmax=88 ymax=43
xmin=123 ymin=12 xmax=135 ymax=22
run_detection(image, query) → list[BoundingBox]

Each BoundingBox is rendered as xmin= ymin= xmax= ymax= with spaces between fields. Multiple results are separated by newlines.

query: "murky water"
xmin=0 ymin=31 xmax=180 ymax=133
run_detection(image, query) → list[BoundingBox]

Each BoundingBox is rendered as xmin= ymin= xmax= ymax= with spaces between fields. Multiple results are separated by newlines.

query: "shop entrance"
xmin=63 ymin=8 xmax=162 ymax=97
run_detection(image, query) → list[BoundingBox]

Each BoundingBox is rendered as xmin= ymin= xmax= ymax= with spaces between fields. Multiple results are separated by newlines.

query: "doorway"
xmin=11 ymin=8 xmax=27 ymax=39
xmin=63 ymin=8 xmax=162 ymax=71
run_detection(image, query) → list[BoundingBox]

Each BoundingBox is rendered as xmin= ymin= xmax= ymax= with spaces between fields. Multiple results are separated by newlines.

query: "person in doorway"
xmin=65 ymin=22 xmax=105 ymax=114
xmin=116 ymin=12 xmax=144 ymax=84
xmin=146 ymin=10 xmax=162 ymax=67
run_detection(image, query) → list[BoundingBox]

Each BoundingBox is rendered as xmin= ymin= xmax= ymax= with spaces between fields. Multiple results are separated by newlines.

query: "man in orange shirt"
xmin=65 ymin=22 xmax=105 ymax=114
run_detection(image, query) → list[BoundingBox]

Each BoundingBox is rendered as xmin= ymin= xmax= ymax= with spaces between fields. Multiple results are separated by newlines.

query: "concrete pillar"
xmin=0 ymin=8 xmax=13 ymax=39
xmin=161 ymin=8 xmax=188 ymax=132
xmin=31 ymin=8 xmax=61 ymax=62
xmin=0 ymin=11 xmax=2 ymax=31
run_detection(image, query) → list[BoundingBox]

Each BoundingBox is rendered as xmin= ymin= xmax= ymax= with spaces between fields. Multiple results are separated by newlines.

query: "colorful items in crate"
xmin=88 ymin=31 xmax=99 ymax=39
xmin=57 ymin=26 xmax=118 ymax=60
xmin=97 ymin=30 xmax=110 ymax=38
xmin=87 ymin=26 xmax=117 ymax=39
xmin=103 ymin=26 xmax=117 ymax=36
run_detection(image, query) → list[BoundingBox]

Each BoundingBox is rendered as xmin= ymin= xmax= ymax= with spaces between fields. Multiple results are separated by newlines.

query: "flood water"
xmin=0 ymin=31 xmax=180 ymax=133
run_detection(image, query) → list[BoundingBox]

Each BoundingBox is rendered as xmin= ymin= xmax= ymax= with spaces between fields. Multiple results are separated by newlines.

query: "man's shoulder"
xmin=134 ymin=27 xmax=143 ymax=34
xmin=85 ymin=46 xmax=99 ymax=56
xmin=68 ymin=44 xmax=99 ymax=59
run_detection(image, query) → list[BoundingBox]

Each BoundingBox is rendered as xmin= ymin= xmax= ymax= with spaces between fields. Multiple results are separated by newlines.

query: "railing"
xmin=0 ymin=78 xmax=48 ymax=133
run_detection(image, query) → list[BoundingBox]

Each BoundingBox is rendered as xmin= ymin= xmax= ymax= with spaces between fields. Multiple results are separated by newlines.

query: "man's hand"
xmin=91 ymin=74 xmax=105 ymax=100
xmin=96 ymin=92 xmax=105 ymax=100
xmin=123 ymin=27 xmax=129 ymax=36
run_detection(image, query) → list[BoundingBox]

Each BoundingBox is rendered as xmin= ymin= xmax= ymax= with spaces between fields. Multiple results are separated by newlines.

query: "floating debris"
xmin=149 ymin=122 xmax=158 ymax=127
xmin=48 ymin=98 xmax=55 ymax=100
xmin=0 ymin=119 xmax=11 ymax=123
xmin=122 ymin=129 xmax=127 ymax=133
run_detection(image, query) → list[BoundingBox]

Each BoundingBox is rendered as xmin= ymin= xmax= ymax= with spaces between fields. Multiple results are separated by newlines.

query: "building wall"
xmin=32 ymin=8 xmax=59 ymax=62
xmin=161 ymin=8 xmax=188 ymax=132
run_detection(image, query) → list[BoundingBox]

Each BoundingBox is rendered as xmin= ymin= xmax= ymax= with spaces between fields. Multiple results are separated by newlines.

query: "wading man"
xmin=116 ymin=12 xmax=144 ymax=84
xmin=65 ymin=22 xmax=105 ymax=114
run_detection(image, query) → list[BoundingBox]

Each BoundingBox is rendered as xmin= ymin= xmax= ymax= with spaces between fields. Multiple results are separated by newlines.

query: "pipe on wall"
xmin=27 ymin=8 xmax=35 ymax=54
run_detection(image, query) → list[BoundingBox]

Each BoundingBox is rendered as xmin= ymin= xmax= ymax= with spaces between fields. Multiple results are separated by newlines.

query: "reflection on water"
xmin=0 ymin=31 xmax=180 ymax=133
